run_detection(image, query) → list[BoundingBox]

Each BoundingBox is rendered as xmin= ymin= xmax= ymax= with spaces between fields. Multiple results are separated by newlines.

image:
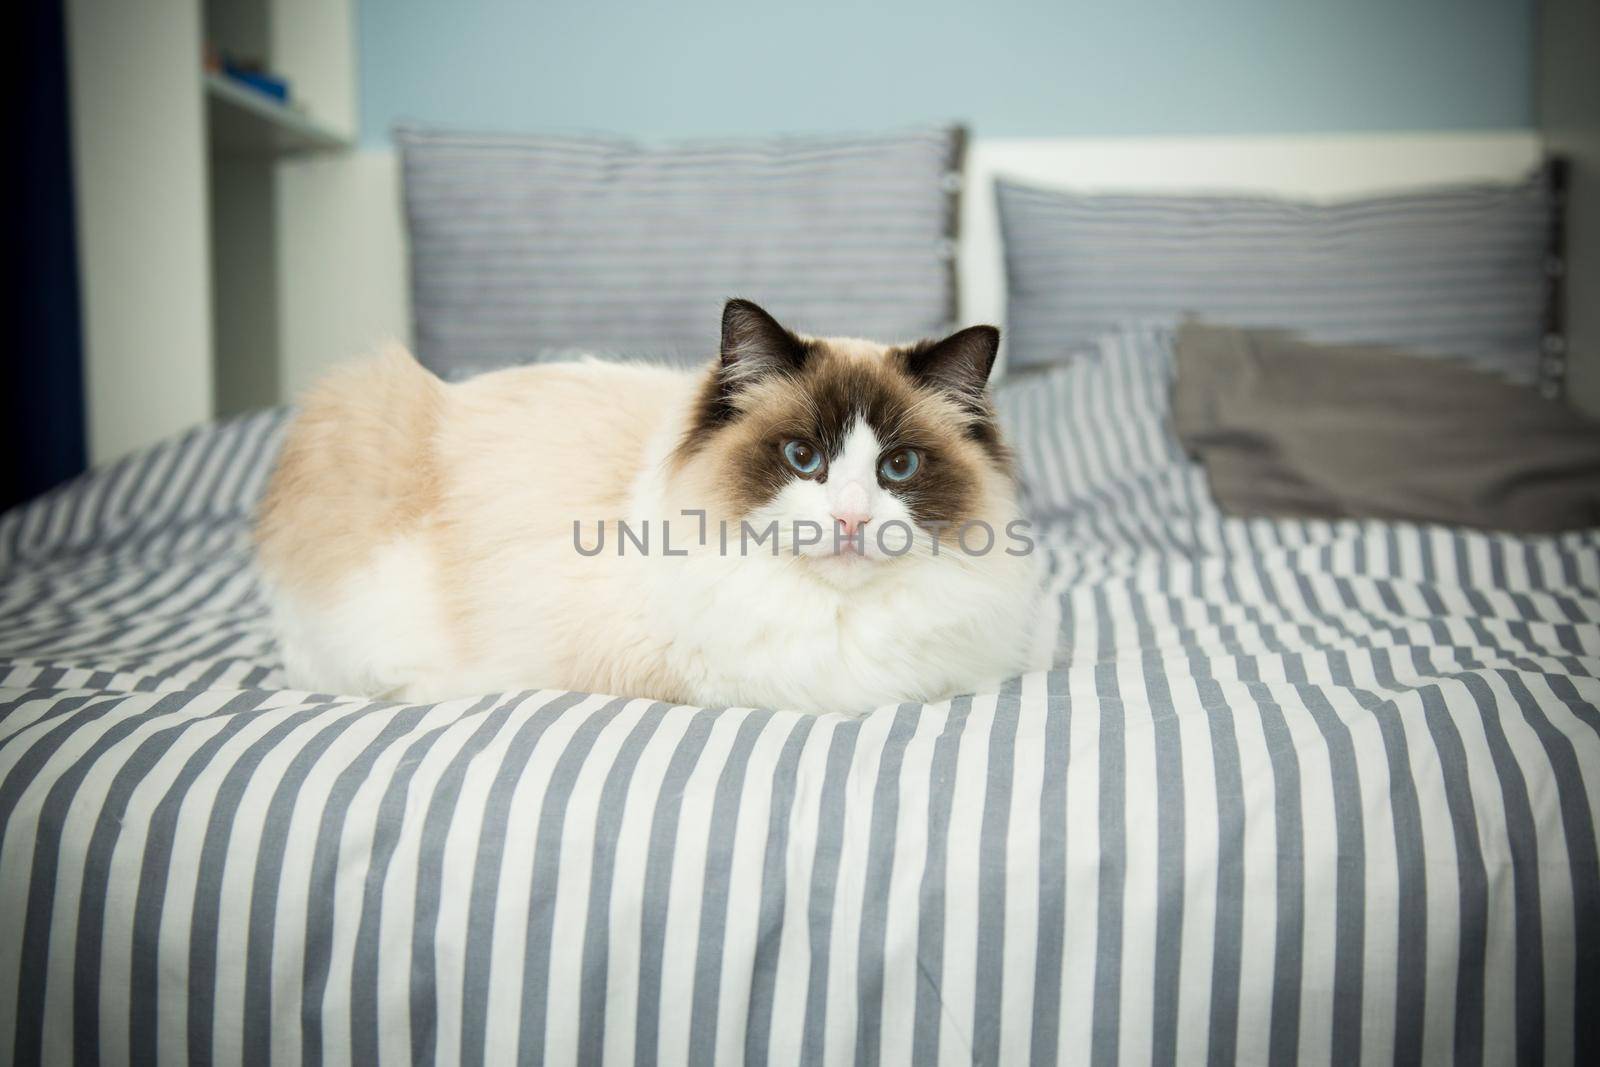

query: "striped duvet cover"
xmin=1 ymin=324 xmax=1597 ymax=1064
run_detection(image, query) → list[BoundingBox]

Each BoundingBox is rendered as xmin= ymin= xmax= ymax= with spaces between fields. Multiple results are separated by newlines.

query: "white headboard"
xmin=275 ymin=131 xmax=1543 ymax=397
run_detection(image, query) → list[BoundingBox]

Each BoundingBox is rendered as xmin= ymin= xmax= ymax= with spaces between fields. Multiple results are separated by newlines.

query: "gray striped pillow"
xmin=398 ymin=125 xmax=964 ymax=378
xmin=996 ymin=173 xmax=1553 ymax=383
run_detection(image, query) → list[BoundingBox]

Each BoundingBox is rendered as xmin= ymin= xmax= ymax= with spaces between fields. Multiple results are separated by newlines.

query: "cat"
xmin=256 ymin=299 xmax=1054 ymax=714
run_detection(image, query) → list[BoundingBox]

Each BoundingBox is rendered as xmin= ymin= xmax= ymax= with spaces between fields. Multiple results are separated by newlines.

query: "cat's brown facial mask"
xmin=675 ymin=299 xmax=1013 ymax=530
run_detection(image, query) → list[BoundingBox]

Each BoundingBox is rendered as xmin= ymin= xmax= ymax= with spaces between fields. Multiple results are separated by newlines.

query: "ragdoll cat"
xmin=256 ymin=299 xmax=1053 ymax=714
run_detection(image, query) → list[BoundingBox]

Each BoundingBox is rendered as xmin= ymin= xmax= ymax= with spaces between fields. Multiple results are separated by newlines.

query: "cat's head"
xmin=674 ymin=299 xmax=1017 ymax=582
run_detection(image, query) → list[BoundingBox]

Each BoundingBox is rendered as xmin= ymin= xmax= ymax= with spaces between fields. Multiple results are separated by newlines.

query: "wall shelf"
xmin=204 ymin=72 xmax=351 ymax=156
xmin=202 ymin=0 xmax=358 ymax=418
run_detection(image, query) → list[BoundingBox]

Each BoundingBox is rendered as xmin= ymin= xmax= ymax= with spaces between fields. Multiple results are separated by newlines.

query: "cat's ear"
xmin=905 ymin=325 xmax=1000 ymax=400
xmin=720 ymin=299 xmax=808 ymax=381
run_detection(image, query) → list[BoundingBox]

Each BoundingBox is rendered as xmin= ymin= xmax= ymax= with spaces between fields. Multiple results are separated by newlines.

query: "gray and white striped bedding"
xmin=399 ymin=125 xmax=963 ymax=380
xmin=996 ymin=174 xmax=1554 ymax=384
xmin=2 ymin=323 xmax=1597 ymax=1063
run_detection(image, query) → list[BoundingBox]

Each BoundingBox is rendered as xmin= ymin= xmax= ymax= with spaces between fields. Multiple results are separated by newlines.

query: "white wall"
xmin=66 ymin=0 xmax=214 ymax=465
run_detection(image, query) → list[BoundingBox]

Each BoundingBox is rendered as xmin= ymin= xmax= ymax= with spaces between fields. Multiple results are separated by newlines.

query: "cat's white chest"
xmin=645 ymin=549 xmax=1034 ymax=714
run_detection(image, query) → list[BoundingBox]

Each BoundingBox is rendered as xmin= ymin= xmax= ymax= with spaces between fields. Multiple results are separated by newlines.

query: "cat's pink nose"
xmin=833 ymin=511 xmax=871 ymax=536
xmin=833 ymin=480 xmax=871 ymax=539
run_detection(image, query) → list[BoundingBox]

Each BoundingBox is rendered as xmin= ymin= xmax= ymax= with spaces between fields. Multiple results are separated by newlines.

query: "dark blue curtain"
xmin=3 ymin=0 xmax=87 ymax=512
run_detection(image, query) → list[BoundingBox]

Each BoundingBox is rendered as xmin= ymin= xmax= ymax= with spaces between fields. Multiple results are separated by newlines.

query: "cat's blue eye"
xmin=782 ymin=440 xmax=823 ymax=476
xmin=879 ymin=449 xmax=920 ymax=483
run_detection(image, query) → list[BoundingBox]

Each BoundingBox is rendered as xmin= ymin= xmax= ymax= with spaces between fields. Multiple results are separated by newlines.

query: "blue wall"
xmin=359 ymin=0 xmax=1534 ymax=145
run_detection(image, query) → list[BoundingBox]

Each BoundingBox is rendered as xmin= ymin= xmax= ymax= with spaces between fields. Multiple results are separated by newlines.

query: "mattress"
xmin=2 ymin=323 xmax=1597 ymax=1064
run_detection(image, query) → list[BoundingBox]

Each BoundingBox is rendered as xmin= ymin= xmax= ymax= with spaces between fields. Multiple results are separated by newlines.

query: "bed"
xmin=2 ymin=321 xmax=1596 ymax=1063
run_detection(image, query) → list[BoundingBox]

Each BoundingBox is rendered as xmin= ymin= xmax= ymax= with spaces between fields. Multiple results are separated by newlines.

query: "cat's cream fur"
xmin=256 ymin=301 xmax=1053 ymax=713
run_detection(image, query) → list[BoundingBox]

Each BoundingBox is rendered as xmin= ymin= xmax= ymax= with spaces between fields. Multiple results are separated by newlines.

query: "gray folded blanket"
xmin=1171 ymin=322 xmax=1600 ymax=533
